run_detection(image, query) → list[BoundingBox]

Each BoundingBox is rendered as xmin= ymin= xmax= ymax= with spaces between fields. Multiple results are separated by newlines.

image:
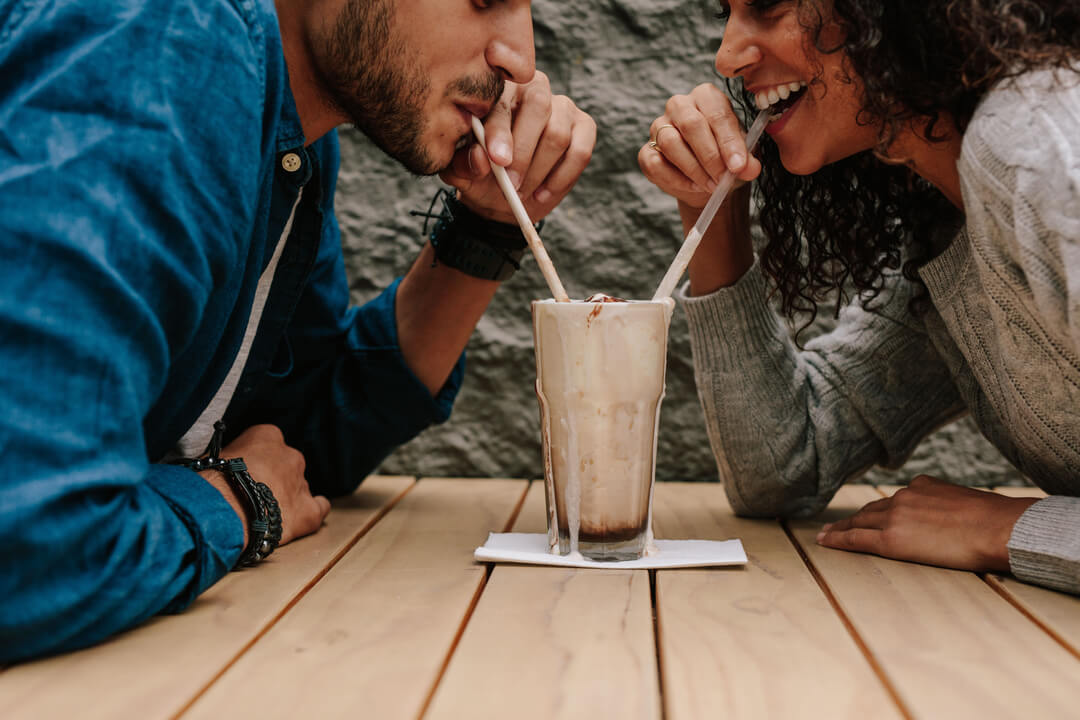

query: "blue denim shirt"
xmin=0 ymin=0 xmax=463 ymax=662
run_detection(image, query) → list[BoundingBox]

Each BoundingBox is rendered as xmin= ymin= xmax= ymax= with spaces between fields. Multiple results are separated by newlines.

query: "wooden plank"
xmin=651 ymin=482 xmax=902 ymax=720
xmin=0 ymin=475 xmax=415 ymax=720
xmin=986 ymin=486 xmax=1080 ymax=660
xmin=181 ymin=477 xmax=527 ymax=720
xmin=877 ymin=484 xmax=1080 ymax=656
xmin=788 ymin=484 xmax=1080 ymax=719
xmin=992 ymin=486 xmax=1048 ymax=498
xmin=425 ymin=481 xmax=661 ymax=720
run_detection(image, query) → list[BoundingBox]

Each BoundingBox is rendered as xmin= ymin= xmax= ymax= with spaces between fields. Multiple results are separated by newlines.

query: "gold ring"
xmin=649 ymin=124 xmax=678 ymax=150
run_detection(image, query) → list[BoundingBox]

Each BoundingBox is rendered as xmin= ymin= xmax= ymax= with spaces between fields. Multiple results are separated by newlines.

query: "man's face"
xmin=314 ymin=0 xmax=536 ymax=176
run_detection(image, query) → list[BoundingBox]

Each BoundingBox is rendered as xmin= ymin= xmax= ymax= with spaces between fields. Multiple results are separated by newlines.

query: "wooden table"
xmin=3 ymin=478 xmax=1079 ymax=719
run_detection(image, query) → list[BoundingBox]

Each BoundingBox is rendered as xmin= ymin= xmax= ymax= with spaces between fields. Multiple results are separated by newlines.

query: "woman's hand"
xmin=638 ymin=83 xmax=762 ymax=208
xmin=816 ymin=475 xmax=1040 ymax=572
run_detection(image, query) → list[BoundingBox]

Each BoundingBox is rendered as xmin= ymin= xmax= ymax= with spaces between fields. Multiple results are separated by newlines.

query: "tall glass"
xmin=532 ymin=297 xmax=674 ymax=561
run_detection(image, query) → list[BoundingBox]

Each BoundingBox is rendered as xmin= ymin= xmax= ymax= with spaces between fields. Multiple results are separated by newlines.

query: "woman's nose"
xmin=714 ymin=19 xmax=763 ymax=78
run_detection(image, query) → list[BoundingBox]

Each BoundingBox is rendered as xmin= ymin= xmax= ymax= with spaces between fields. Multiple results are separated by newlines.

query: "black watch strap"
xmin=416 ymin=189 xmax=536 ymax=282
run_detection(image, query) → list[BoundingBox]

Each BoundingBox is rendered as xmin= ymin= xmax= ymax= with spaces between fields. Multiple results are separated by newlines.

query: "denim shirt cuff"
xmin=145 ymin=464 xmax=245 ymax=609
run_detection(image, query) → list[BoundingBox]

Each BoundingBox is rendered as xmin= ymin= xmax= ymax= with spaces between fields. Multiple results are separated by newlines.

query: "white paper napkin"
xmin=474 ymin=533 xmax=746 ymax=569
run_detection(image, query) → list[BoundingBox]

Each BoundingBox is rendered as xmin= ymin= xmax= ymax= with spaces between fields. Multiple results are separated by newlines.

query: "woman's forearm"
xmin=683 ymin=184 xmax=755 ymax=296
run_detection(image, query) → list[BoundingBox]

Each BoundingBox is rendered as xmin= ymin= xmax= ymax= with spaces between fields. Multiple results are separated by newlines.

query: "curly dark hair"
xmin=728 ymin=0 xmax=1080 ymax=327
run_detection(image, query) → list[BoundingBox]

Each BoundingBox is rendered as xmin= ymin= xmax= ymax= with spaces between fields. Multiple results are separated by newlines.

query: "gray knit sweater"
xmin=677 ymin=69 xmax=1080 ymax=595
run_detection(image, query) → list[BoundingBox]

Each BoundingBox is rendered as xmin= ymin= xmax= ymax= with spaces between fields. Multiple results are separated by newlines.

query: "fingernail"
xmin=534 ymin=187 xmax=552 ymax=204
xmin=821 ymin=523 xmax=832 ymax=531
xmin=507 ymin=169 xmax=522 ymax=190
xmin=692 ymin=183 xmax=708 ymax=193
xmin=816 ymin=532 xmax=826 ymax=543
xmin=490 ymin=141 xmax=512 ymax=165
xmin=730 ymin=153 xmax=745 ymax=170
xmin=706 ymin=179 xmax=718 ymax=192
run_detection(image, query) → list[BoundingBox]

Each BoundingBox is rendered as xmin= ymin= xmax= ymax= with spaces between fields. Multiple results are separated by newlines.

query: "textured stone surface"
xmin=336 ymin=0 xmax=1024 ymax=486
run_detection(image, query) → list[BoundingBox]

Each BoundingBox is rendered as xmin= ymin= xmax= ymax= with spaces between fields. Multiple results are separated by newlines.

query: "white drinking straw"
xmin=652 ymin=109 xmax=772 ymax=301
xmin=470 ymin=116 xmax=570 ymax=303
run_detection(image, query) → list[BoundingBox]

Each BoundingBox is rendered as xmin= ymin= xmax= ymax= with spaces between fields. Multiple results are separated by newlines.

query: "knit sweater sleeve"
xmin=677 ymin=263 xmax=965 ymax=517
xmin=962 ymin=70 xmax=1080 ymax=595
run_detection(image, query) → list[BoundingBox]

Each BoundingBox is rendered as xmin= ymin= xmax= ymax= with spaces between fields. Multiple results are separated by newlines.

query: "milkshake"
xmin=532 ymin=295 xmax=674 ymax=561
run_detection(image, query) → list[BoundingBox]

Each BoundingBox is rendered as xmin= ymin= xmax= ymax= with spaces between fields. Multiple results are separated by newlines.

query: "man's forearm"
xmin=395 ymin=242 xmax=501 ymax=395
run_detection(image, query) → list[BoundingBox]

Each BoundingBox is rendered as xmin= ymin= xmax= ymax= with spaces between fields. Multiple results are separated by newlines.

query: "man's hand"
xmin=439 ymin=70 xmax=596 ymax=225
xmin=816 ymin=475 xmax=1040 ymax=572
xmin=201 ymin=424 xmax=331 ymax=548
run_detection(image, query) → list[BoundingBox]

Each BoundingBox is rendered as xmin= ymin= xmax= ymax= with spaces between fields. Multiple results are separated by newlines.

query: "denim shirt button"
xmin=281 ymin=153 xmax=302 ymax=172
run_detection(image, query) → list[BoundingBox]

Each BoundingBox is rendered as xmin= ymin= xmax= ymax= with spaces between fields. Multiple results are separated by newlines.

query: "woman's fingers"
xmin=821 ymin=508 xmax=889 ymax=534
xmin=638 ymin=141 xmax=709 ymax=199
xmin=641 ymin=85 xmax=764 ymax=206
xmin=650 ymin=115 xmax=715 ymax=193
xmin=694 ymin=84 xmax=762 ymax=182
xmin=816 ymin=527 xmax=888 ymax=556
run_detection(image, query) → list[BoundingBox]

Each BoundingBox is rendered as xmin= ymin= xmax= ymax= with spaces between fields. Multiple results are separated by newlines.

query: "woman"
xmin=639 ymin=0 xmax=1080 ymax=594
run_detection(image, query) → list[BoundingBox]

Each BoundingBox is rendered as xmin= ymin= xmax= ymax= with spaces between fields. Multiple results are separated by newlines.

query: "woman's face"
xmin=714 ymin=0 xmax=879 ymax=175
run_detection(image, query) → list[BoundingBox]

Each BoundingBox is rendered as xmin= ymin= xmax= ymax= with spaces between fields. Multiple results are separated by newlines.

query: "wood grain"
xmin=651 ymin=482 xmax=902 ymax=720
xmin=789 ymin=484 xmax=1080 ymax=719
xmin=425 ymin=481 xmax=661 ymax=720
xmin=180 ymin=477 xmax=526 ymax=720
xmin=987 ymin=485 xmax=1080 ymax=659
xmin=0 ymin=475 xmax=414 ymax=720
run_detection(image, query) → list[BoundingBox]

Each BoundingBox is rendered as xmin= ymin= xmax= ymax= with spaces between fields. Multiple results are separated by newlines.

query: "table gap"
xmin=170 ymin=476 xmax=418 ymax=720
xmin=499 ymin=478 xmax=534 ymax=535
xmin=649 ymin=569 xmax=668 ymax=720
xmin=985 ymin=485 xmax=1080 ymax=662
xmin=981 ymin=575 xmax=1080 ymax=661
xmin=414 ymin=480 xmax=532 ymax=720
xmin=780 ymin=520 xmax=914 ymax=720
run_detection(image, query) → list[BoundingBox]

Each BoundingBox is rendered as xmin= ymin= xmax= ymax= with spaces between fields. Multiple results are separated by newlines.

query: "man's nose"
xmin=714 ymin=19 xmax=763 ymax=78
xmin=487 ymin=4 xmax=536 ymax=84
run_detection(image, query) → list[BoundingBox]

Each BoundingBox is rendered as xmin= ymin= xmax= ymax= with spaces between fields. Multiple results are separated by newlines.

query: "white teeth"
xmin=754 ymin=81 xmax=807 ymax=111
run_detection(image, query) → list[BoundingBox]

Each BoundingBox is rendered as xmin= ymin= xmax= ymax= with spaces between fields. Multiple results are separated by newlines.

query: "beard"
xmin=314 ymin=0 xmax=504 ymax=176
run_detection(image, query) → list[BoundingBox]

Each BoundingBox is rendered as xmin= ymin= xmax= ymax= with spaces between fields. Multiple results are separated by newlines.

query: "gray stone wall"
xmin=335 ymin=0 xmax=1025 ymax=486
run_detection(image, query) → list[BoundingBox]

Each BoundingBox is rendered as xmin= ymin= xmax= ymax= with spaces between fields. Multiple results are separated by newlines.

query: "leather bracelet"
xmin=169 ymin=422 xmax=283 ymax=568
xmin=414 ymin=188 xmax=537 ymax=282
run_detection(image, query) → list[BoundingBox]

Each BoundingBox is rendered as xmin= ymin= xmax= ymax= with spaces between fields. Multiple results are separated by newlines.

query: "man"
xmin=0 ymin=0 xmax=595 ymax=662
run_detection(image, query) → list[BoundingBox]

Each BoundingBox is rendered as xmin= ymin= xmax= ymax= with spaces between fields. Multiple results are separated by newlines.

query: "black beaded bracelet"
xmin=411 ymin=188 xmax=540 ymax=282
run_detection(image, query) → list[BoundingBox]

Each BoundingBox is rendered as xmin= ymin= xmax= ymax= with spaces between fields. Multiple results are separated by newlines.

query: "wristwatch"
xmin=425 ymin=190 xmax=534 ymax=282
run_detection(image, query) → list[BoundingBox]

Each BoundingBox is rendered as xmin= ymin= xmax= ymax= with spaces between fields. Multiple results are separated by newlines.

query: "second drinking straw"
xmin=652 ymin=109 xmax=773 ymax=301
xmin=470 ymin=116 xmax=570 ymax=303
